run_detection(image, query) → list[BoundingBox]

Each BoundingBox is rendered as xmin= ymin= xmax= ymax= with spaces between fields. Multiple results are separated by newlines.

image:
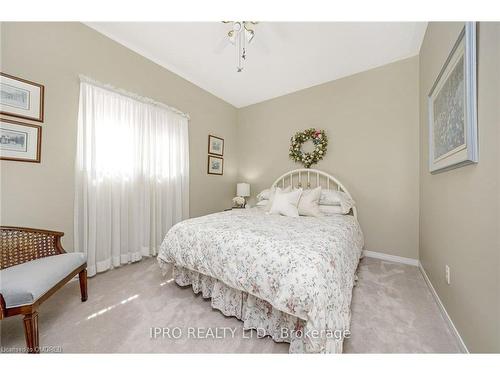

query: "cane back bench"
xmin=0 ymin=226 xmax=88 ymax=353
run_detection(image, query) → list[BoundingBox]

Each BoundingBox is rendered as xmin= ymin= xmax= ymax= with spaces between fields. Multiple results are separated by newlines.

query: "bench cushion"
xmin=0 ymin=253 xmax=87 ymax=308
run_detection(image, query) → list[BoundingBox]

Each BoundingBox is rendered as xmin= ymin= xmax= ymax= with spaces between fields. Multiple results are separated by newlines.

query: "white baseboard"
xmin=362 ymin=250 xmax=419 ymax=266
xmin=418 ymin=261 xmax=469 ymax=353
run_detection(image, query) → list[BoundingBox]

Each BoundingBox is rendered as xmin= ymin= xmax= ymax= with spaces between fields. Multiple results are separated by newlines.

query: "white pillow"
xmin=319 ymin=205 xmax=345 ymax=216
xmin=256 ymin=189 xmax=271 ymax=201
xmin=297 ymin=187 xmax=323 ymax=217
xmin=256 ymin=200 xmax=269 ymax=207
xmin=319 ymin=190 xmax=355 ymax=213
xmin=266 ymin=186 xmax=292 ymax=211
xmin=319 ymin=190 xmax=343 ymax=205
xmin=269 ymin=189 xmax=303 ymax=217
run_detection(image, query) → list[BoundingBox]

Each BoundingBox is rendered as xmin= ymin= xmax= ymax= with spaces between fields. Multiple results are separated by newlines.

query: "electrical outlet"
xmin=445 ymin=265 xmax=451 ymax=285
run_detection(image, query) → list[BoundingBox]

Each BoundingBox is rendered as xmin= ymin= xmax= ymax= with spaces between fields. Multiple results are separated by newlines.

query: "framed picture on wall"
xmin=207 ymin=155 xmax=223 ymax=175
xmin=0 ymin=118 xmax=42 ymax=163
xmin=0 ymin=72 xmax=45 ymax=122
xmin=428 ymin=22 xmax=477 ymax=173
xmin=208 ymin=134 xmax=224 ymax=156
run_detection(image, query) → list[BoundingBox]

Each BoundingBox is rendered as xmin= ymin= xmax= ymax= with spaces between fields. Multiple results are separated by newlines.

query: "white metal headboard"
xmin=271 ymin=168 xmax=357 ymax=218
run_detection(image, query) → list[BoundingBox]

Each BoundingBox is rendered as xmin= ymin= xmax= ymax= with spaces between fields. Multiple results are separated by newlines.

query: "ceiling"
xmin=86 ymin=22 xmax=427 ymax=108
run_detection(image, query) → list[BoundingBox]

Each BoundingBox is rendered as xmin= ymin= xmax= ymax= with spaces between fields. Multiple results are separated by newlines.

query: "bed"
xmin=157 ymin=169 xmax=364 ymax=353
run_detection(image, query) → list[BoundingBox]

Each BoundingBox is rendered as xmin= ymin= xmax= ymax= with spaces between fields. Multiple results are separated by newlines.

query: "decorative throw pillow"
xmin=319 ymin=189 xmax=343 ymax=205
xmin=297 ymin=187 xmax=323 ymax=217
xmin=266 ymin=186 xmax=292 ymax=211
xmin=319 ymin=205 xmax=344 ymax=216
xmin=269 ymin=189 xmax=303 ymax=217
xmin=256 ymin=200 xmax=269 ymax=207
xmin=256 ymin=189 xmax=271 ymax=201
xmin=319 ymin=190 xmax=355 ymax=213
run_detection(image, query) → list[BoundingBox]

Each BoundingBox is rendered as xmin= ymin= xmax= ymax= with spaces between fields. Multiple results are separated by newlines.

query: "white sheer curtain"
xmin=74 ymin=77 xmax=189 ymax=276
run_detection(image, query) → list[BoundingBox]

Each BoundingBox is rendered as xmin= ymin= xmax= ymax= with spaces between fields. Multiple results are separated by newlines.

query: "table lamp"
xmin=236 ymin=183 xmax=251 ymax=207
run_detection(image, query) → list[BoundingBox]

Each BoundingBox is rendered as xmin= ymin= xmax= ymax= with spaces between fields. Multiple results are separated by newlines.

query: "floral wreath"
xmin=289 ymin=128 xmax=328 ymax=168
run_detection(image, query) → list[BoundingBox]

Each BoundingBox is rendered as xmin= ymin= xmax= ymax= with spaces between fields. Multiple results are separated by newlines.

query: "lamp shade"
xmin=236 ymin=183 xmax=250 ymax=197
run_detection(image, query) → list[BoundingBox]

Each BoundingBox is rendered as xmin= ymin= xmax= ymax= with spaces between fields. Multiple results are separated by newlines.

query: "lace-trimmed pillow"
xmin=256 ymin=200 xmax=269 ymax=207
xmin=256 ymin=189 xmax=271 ymax=201
xmin=319 ymin=190 xmax=355 ymax=213
xmin=319 ymin=205 xmax=344 ymax=216
xmin=269 ymin=188 xmax=303 ymax=217
xmin=265 ymin=186 xmax=292 ymax=211
xmin=297 ymin=187 xmax=323 ymax=217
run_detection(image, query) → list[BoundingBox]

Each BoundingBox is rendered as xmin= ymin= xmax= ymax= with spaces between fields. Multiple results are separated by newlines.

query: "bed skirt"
xmin=158 ymin=260 xmax=346 ymax=353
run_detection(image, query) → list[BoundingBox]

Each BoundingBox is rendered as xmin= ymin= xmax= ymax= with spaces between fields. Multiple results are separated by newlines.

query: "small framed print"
xmin=0 ymin=72 xmax=45 ymax=122
xmin=207 ymin=155 xmax=223 ymax=175
xmin=0 ymin=118 xmax=42 ymax=163
xmin=208 ymin=134 xmax=224 ymax=156
xmin=428 ymin=23 xmax=478 ymax=173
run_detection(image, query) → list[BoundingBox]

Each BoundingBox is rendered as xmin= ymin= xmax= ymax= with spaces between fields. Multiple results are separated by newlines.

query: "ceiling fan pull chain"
xmin=224 ymin=21 xmax=256 ymax=72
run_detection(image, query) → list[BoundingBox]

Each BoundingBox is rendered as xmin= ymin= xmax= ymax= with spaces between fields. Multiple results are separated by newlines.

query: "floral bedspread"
xmin=158 ymin=208 xmax=364 ymax=353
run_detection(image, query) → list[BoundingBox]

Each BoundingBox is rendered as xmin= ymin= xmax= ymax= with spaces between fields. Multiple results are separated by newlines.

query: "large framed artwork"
xmin=428 ymin=22 xmax=477 ymax=173
xmin=207 ymin=155 xmax=223 ymax=175
xmin=0 ymin=73 xmax=45 ymax=122
xmin=208 ymin=134 xmax=224 ymax=156
xmin=0 ymin=118 xmax=42 ymax=162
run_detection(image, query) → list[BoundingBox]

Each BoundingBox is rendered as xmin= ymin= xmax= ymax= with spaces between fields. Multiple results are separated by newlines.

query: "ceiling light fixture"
xmin=223 ymin=21 xmax=257 ymax=72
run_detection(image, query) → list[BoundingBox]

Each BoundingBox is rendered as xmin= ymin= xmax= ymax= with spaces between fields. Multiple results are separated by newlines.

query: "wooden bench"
xmin=0 ymin=226 xmax=88 ymax=353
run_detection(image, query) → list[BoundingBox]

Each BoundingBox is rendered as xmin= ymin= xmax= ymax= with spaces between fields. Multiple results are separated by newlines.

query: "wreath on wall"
xmin=289 ymin=128 xmax=328 ymax=168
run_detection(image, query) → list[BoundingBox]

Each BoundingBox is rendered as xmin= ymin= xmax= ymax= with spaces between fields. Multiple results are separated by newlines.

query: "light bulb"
xmin=233 ymin=22 xmax=242 ymax=32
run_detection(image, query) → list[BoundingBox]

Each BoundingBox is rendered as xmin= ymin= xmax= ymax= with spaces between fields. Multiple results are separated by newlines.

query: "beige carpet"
xmin=0 ymin=256 xmax=461 ymax=353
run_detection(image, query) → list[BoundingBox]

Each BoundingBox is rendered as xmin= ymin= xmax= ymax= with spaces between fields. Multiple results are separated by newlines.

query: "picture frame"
xmin=428 ymin=22 xmax=477 ymax=173
xmin=0 ymin=118 xmax=42 ymax=163
xmin=207 ymin=155 xmax=223 ymax=175
xmin=208 ymin=134 xmax=224 ymax=156
xmin=0 ymin=72 xmax=45 ymax=122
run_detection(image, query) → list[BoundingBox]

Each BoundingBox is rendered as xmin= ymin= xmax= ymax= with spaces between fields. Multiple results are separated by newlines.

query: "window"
xmin=74 ymin=77 xmax=189 ymax=276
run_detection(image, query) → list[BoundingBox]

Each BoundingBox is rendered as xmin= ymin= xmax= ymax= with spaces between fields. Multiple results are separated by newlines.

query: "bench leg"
xmin=23 ymin=312 xmax=39 ymax=354
xmin=79 ymin=269 xmax=88 ymax=302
